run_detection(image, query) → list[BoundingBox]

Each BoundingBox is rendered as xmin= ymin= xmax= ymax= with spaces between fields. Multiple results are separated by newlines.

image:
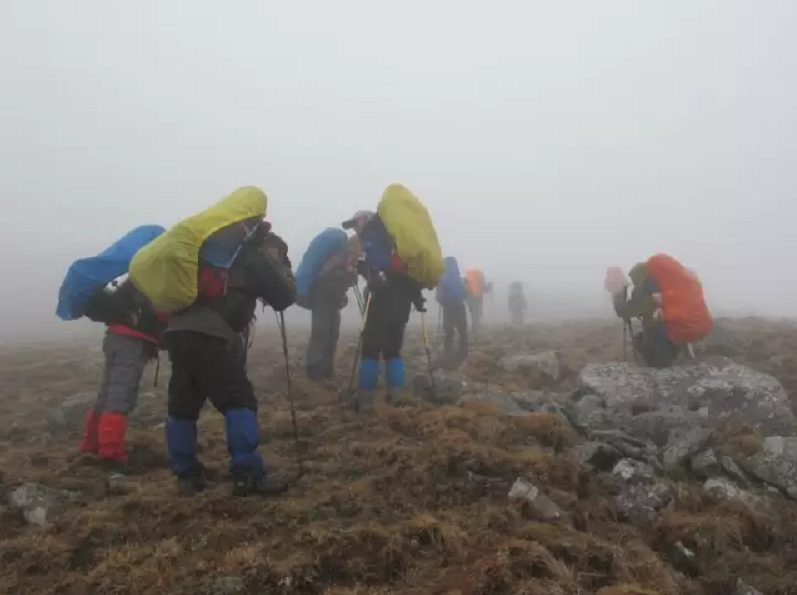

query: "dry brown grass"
xmin=0 ymin=320 xmax=796 ymax=593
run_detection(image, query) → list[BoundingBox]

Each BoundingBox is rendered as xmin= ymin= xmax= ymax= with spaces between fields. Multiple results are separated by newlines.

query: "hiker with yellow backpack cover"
xmin=129 ymin=186 xmax=297 ymax=497
xmin=342 ymin=184 xmax=444 ymax=409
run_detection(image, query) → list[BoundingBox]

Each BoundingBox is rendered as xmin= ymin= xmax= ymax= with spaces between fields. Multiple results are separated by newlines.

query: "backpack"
xmin=129 ymin=187 xmax=267 ymax=313
xmin=465 ymin=269 xmax=484 ymax=298
xmin=56 ymin=225 xmax=165 ymax=322
xmin=376 ymin=184 xmax=444 ymax=289
xmin=295 ymin=228 xmax=349 ymax=304
xmin=645 ymin=253 xmax=712 ymax=345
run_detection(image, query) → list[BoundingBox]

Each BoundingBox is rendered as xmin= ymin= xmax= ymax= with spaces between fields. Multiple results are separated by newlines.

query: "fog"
xmin=1 ymin=1 xmax=795 ymax=342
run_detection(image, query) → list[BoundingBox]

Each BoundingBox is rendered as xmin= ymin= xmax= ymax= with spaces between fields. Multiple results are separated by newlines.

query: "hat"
xmin=342 ymin=210 xmax=375 ymax=230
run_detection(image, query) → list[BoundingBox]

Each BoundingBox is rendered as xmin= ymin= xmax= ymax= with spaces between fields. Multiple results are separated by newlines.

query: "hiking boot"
xmin=176 ymin=463 xmax=220 ymax=497
xmin=352 ymin=389 xmax=376 ymax=413
xmin=232 ymin=471 xmax=288 ymax=497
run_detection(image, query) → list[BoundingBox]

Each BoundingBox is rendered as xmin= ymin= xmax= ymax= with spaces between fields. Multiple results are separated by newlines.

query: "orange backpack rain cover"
xmin=465 ymin=269 xmax=484 ymax=298
xmin=645 ymin=253 xmax=712 ymax=344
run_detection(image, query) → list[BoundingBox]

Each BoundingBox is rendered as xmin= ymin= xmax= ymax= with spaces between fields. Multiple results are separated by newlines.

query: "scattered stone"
xmin=611 ymin=459 xmax=673 ymax=527
xmin=8 ymin=482 xmax=80 ymax=527
xmin=501 ymin=351 xmax=561 ymax=382
xmin=690 ymin=448 xmax=722 ymax=478
xmin=48 ymin=392 xmax=95 ymax=432
xmin=612 ymin=459 xmax=656 ymax=484
xmin=508 ymin=477 xmax=568 ymax=522
xmin=572 ymin=441 xmax=623 ymax=472
xmin=106 ymin=473 xmax=131 ymax=495
xmin=734 ymin=578 xmax=764 ymax=595
xmin=735 ymin=436 xmax=797 ymax=499
xmin=569 ymin=393 xmax=604 ymax=429
xmin=663 ymin=426 xmax=713 ymax=471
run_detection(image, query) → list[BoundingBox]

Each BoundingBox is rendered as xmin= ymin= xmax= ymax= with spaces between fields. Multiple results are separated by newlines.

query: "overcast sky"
xmin=1 ymin=1 xmax=795 ymax=338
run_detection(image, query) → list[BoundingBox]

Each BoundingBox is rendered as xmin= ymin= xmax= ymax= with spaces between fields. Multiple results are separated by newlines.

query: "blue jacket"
xmin=436 ymin=257 xmax=466 ymax=306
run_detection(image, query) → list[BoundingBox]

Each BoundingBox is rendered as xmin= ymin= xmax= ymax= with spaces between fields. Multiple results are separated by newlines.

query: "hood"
xmin=443 ymin=256 xmax=461 ymax=279
xmin=628 ymin=262 xmax=649 ymax=288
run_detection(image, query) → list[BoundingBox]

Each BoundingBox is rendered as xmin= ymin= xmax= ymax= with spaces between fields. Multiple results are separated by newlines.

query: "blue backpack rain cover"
xmin=295 ymin=228 xmax=349 ymax=299
xmin=437 ymin=256 xmax=466 ymax=305
xmin=56 ymin=225 xmax=166 ymax=321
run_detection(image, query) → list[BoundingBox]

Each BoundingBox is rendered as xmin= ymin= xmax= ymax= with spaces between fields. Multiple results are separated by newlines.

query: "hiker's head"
xmin=342 ymin=210 xmax=375 ymax=235
xmin=628 ymin=263 xmax=648 ymax=287
xmin=347 ymin=235 xmax=363 ymax=258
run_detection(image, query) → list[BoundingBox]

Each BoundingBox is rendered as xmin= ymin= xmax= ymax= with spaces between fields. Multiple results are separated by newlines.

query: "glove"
xmin=412 ymin=292 xmax=426 ymax=313
xmin=355 ymin=259 xmax=369 ymax=278
xmin=264 ymin=232 xmax=289 ymax=261
xmin=339 ymin=294 xmax=349 ymax=309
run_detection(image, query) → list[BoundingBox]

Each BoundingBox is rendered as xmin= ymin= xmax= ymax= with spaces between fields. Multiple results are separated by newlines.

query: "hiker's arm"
xmin=614 ymin=286 xmax=652 ymax=320
xmin=249 ymin=237 xmax=297 ymax=312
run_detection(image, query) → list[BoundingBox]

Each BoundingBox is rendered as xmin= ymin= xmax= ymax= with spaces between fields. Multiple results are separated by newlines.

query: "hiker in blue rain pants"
xmin=164 ymin=221 xmax=296 ymax=496
xmin=342 ymin=210 xmax=425 ymax=408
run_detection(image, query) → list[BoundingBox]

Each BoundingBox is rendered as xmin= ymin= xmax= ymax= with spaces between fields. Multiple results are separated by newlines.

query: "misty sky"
xmin=1 ymin=1 xmax=796 ymax=338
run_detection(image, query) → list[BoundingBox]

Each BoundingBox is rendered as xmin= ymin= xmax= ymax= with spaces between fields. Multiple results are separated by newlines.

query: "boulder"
xmin=579 ymin=359 xmax=795 ymax=435
xmin=572 ymin=441 xmax=623 ymax=471
xmin=501 ymin=351 xmax=561 ymax=382
xmin=690 ymin=448 xmax=722 ymax=478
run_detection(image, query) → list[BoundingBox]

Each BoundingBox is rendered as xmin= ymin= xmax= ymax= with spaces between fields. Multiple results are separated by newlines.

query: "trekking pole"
xmin=346 ymin=291 xmax=373 ymax=399
xmin=353 ymin=284 xmax=365 ymax=318
xmin=435 ymin=305 xmax=442 ymax=350
xmin=275 ymin=311 xmax=305 ymax=482
xmin=153 ymin=354 xmax=161 ymax=388
xmin=622 ymin=321 xmax=628 ymax=362
xmin=420 ymin=311 xmax=438 ymax=399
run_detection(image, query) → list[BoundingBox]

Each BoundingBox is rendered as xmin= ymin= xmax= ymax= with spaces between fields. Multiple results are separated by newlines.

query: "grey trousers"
xmin=442 ymin=301 xmax=469 ymax=367
xmin=94 ymin=332 xmax=147 ymax=414
xmin=306 ymin=302 xmax=341 ymax=380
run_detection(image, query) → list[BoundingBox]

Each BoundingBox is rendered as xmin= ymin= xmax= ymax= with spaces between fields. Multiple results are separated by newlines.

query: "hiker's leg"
xmin=80 ymin=334 xmax=112 ymax=455
xmin=455 ymin=302 xmax=469 ymax=362
xmin=442 ymin=305 xmax=455 ymax=361
xmin=327 ymin=306 xmax=341 ymax=379
xmin=166 ymin=332 xmax=208 ymax=478
xmin=306 ymin=301 xmax=329 ymax=381
xmin=642 ymin=323 xmax=679 ymax=369
xmin=359 ymin=287 xmax=388 ymax=391
xmin=97 ymin=334 xmax=146 ymax=464
xmin=383 ymin=284 xmax=413 ymax=391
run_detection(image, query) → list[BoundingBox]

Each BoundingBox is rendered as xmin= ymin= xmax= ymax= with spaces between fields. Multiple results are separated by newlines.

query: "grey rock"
xmin=8 ymin=483 xmax=80 ymax=527
xmin=508 ymin=477 xmax=569 ymax=523
xmin=501 ymin=351 xmax=561 ymax=382
xmin=590 ymin=430 xmax=660 ymax=469
xmin=663 ymin=427 xmax=713 ymax=471
xmin=106 ymin=472 xmax=131 ymax=495
xmin=579 ymin=360 xmax=795 ymax=435
xmin=734 ymin=578 xmax=763 ymax=595
xmin=614 ymin=482 xmax=673 ymax=527
xmin=48 ymin=391 xmax=96 ymax=432
xmin=612 ymin=458 xmax=657 ymax=484
xmin=570 ymin=394 xmax=605 ymax=429
xmin=735 ymin=436 xmax=797 ymax=499
xmin=624 ymin=406 xmax=705 ymax=448
xmin=572 ymin=441 xmax=623 ymax=472
xmin=719 ymin=454 xmax=752 ymax=487
xmin=704 ymin=478 xmax=750 ymax=503
xmin=690 ymin=448 xmax=722 ymax=478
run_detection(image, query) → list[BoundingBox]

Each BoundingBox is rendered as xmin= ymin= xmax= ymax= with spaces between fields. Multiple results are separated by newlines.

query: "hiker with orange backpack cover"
xmin=611 ymin=254 xmax=712 ymax=368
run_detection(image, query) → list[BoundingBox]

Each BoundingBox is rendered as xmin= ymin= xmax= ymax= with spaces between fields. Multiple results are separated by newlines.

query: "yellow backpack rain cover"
xmin=129 ymin=186 xmax=267 ymax=313
xmin=376 ymin=184 xmax=444 ymax=289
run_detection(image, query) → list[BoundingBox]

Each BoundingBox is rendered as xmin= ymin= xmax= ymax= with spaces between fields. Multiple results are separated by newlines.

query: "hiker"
xmin=295 ymin=228 xmax=361 ymax=383
xmin=56 ymin=225 xmax=168 ymax=476
xmin=610 ymin=254 xmax=712 ymax=369
xmin=464 ymin=268 xmax=491 ymax=334
xmin=508 ymin=281 xmax=528 ymax=326
xmin=342 ymin=185 xmax=443 ymax=407
xmin=436 ymin=257 xmax=468 ymax=369
xmin=129 ymin=187 xmax=296 ymax=497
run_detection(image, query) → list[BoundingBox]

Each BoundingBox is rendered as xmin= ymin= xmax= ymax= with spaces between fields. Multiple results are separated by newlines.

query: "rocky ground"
xmin=3 ymin=317 xmax=797 ymax=594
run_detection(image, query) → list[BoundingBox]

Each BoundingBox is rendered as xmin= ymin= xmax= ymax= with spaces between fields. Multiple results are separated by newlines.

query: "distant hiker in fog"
xmin=464 ymin=268 xmax=491 ymax=335
xmin=436 ymin=257 xmax=468 ymax=369
xmin=609 ymin=254 xmax=712 ymax=369
xmin=508 ymin=282 xmax=528 ymax=326
xmin=295 ymin=229 xmax=361 ymax=383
